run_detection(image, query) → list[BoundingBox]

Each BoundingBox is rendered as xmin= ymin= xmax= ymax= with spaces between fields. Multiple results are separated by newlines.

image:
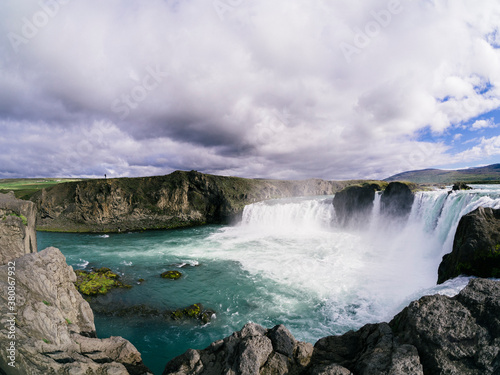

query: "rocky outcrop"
xmin=452 ymin=182 xmax=472 ymax=191
xmin=0 ymin=247 xmax=152 ymax=374
xmin=380 ymin=182 xmax=415 ymax=218
xmin=164 ymin=278 xmax=500 ymax=374
xmin=332 ymin=184 xmax=382 ymax=227
xmin=31 ymin=171 xmax=359 ymax=233
xmin=0 ymin=192 xmax=37 ymax=265
xmin=438 ymin=206 xmax=500 ymax=283
xmin=390 ymin=278 xmax=500 ymax=374
xmin=163 ymin=323 xmax=314 ymax=375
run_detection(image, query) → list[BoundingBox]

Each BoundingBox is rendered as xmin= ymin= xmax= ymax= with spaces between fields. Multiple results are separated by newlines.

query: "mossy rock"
xmin=74 ymin=268 xmax=131 ymax=296
xmin=170 ymin=303 xmax=216 ymax=323
xmin=161 ymin=270 xmax=182 ymax=280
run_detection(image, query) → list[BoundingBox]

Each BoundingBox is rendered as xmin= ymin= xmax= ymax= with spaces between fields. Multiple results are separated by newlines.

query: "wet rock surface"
xmin=438 ymin=206 xmax=500 ymax=283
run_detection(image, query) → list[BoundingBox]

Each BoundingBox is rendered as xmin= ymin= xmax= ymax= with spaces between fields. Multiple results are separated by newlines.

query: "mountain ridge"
xmin=385 ymin=163 xmax=500 ymax=183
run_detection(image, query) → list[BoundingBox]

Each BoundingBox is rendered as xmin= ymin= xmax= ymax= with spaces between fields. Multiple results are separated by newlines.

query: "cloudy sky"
xmin=0 ymin=0 xmax=499 ymax=180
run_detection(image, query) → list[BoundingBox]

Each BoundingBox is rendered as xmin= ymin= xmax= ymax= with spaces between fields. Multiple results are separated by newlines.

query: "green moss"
xmin=170 ymin=303 xmax=202 ymax=320
xmin=161 ymin=270 xmax=182 ymax=280
xmin=74 ymin=268 xmax=131 ymax=296
xmin=4 ymin=212 xmax=28 ymax=225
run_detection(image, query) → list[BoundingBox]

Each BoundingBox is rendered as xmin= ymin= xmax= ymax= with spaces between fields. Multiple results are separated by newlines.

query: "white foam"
xmin=76 ymin=259 xmax=89 ymax=269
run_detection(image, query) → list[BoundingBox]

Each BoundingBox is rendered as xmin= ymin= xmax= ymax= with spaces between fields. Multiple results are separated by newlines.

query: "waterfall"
xmin=212 ymin=185 xmax=500 ymax=334
xmin=241 ymin=196 xmax=335 ymax=233
xmin=240 ymin=186 xmax=500 ymax=255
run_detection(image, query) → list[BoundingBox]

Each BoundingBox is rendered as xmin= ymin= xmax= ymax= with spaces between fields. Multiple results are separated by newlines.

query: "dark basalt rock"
xmin=333 ymin=185 xmax=376 ymax=227
xmin=390 ymin=278 xmax=500 ymax=375
xmin=438 ymin=206 xmax=500 ymax=283
xmin=452 ymin=182 xmax=472 ymax=191
xmin=163 ymin=323 xmax=314 ymax=375
xmin=380 ymin=182 xmax=414 ymax=218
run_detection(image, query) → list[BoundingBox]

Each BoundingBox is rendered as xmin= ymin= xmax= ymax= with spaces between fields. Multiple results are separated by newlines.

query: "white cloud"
xmin=454 ymin=135 xmax=500 ymax=162
xmin=471 ymin=118 xmax=498 ymax=130
xmin=0 ymin=0 xmax=500 ymax=179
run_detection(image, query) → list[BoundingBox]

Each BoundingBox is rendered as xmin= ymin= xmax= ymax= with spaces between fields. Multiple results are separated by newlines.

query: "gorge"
xmin=1 ymin=175 xmax=500 ymax=374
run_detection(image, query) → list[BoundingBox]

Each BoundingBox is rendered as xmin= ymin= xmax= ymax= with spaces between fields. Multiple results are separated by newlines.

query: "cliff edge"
xmin=0 ymin=192 xmax=37 ymax=265
xmin=31 ymin=171 xmax=357 ymax=233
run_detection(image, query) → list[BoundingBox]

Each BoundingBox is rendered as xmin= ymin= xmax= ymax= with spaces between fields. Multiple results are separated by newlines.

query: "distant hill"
xmin=385 ymin=164 xmax=500 ymax=184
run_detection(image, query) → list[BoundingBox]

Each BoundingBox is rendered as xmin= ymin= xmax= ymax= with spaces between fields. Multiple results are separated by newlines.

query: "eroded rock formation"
xmin=0 ymin=192 xmax=37 ymax=265
xmin=0 ymin=247 xmax=152 ymax=374
xmin=332 ymin=183 xmax=385 ymax=227
xmin=380 ymin=182 xmax=415 ymax=218
xmin=438 ymin=206 xmax=500 ymax=283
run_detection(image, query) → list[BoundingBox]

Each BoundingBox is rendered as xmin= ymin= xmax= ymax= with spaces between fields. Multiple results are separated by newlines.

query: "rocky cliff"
xmin=332 ymin=181 xmax=418 ymax=227
xmin=0 ymin=247 xmax=152 ymax=374
xmin=31 ymin=171 xmax=358 ymax=233
xmin=0 ymin=192 xmax=37 ymax=265
xmin=164 ymin=278 xmax=500 ymax=375
xmin=332 ymin=184 xmax=380 ymax=227
xmin=438 ymin=206 xmax=500 ymax=283
xmin=380 ymin=182 xmax=415 ymax=218
xmin=0 ymin=194 xmax=151 ymax=374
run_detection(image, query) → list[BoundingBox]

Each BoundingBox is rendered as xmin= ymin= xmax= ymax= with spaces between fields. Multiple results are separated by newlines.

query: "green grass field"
xmin=0 ymin=178 xmax=83 ymax=200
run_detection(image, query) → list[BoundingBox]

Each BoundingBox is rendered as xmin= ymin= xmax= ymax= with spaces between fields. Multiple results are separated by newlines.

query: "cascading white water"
xmin=241 ymin=196 xmax=335 ymax=232
xmin=209 ymin=185 xmax=500 ymax=336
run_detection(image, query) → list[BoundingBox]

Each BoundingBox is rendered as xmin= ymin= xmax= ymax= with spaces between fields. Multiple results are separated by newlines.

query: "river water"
xmin=38 ymin=185 xmax=500 ymax=374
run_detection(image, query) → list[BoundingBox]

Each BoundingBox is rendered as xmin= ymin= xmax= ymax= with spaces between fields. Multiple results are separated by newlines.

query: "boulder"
xmin=452 ymin=182 xmax=472 ymax=191
xmin=0 ymin=192 xmax=37 ymax=265
xmin=380 ymin=182 xmax=414 ymax=218
xmin=438 ymin=206 xmax=500 ymax=283
xmin=390 ymin=278 xmax=500 ymax=374
xmin=0 ymin=247 xmax=152 ymax=374
xmin=333 ymin=185 xmax=376 ymax=227
xmin=162 ymin=323 xmax=314 ymax=375
xmin=311 ymin=323 xmax=423 ymax=375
